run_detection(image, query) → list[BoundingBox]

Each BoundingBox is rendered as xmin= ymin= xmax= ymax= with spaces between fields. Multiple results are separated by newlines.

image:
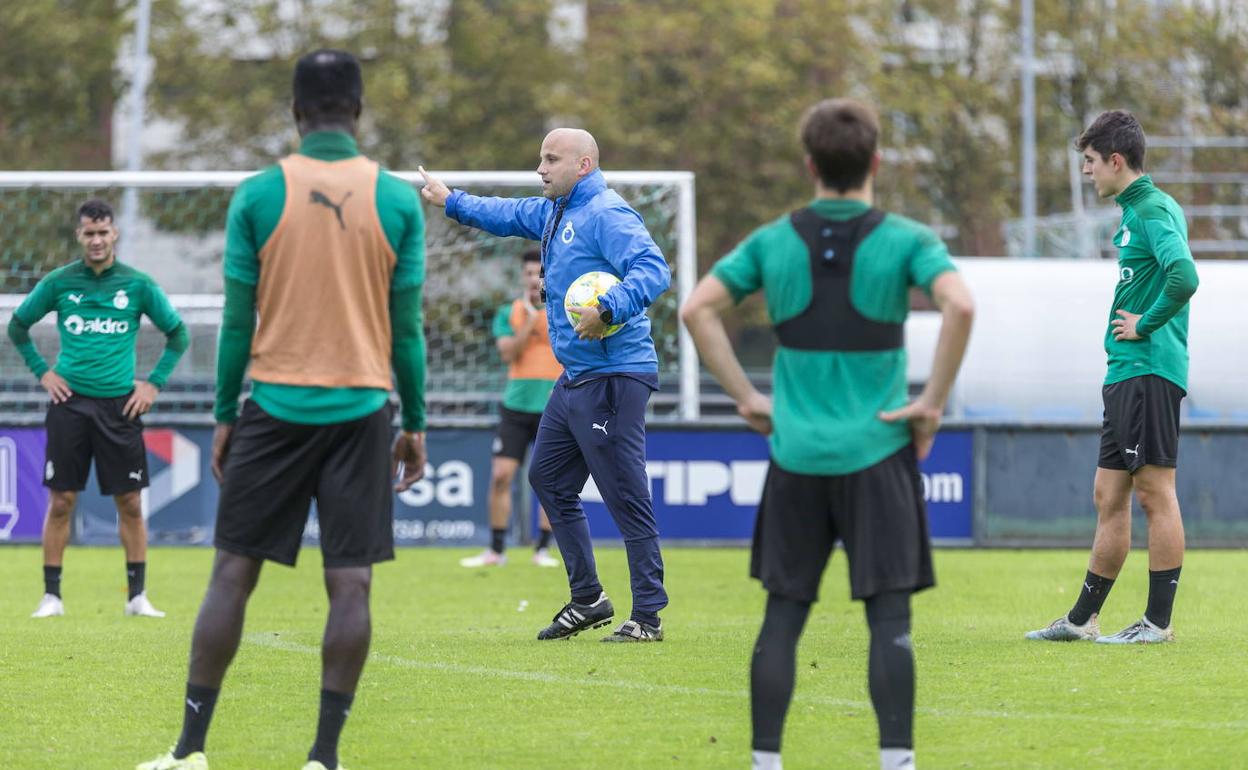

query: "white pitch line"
xmin=244 ymin=633 xmax=1248 ymax=732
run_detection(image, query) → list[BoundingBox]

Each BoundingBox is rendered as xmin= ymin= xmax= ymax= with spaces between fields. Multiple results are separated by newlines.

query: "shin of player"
xmin=461 ymin=247 xmax=561 ymax=569
xmin=421 ymin=128 xmax=671 ymax=643
xmin=681 ymin=98 xmax=974 ymax=770
xmin=7 ymin=198 xmax=187 ymax=620
xmin=1026 ymin=110 xmax=1197 ymax=646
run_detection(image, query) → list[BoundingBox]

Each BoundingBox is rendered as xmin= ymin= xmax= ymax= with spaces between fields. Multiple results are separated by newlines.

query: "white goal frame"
xmin=0 ymin=170 xmax=701 ymax=420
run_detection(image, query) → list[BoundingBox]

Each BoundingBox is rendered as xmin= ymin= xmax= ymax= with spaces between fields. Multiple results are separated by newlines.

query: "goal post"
xmin=0 ymin=170 xmax=700 ymax=424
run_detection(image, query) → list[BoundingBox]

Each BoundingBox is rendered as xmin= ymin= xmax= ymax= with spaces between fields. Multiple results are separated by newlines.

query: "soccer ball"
xmin=564 ymin=271 xmax=624 ymax=337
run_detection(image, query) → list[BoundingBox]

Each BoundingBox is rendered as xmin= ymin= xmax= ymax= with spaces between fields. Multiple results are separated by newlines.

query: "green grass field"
xmin=2 ymin=546 xmax=1246 ymax=769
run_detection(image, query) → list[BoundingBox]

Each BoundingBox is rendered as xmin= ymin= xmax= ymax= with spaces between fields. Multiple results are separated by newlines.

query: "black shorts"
xmin=493 ymin=405 xmax=543 ymax=462
xmin=44 ymin=393 xmax=149 ymax=496
xmin=751 ymin=445 xmax=935 ymax=603
xmin=214 ymin=400 xmax=395 ymax=568
xmin=1098 ymin=374 xmax=1184 ymax=474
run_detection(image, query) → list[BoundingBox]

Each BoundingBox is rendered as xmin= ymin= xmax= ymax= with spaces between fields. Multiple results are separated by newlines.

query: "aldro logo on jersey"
xmin=63 ymin=314 xmax=130 ymax=335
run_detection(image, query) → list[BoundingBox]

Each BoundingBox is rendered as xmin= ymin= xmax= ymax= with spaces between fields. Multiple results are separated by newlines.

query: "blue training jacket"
xmin=445 ymin=169 xmax=671 ymax=380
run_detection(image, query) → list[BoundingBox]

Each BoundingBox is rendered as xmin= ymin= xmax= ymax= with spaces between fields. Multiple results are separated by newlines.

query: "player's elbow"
xmin=942 ymin=292 xmax=975 ymax=326
xmin=678 ymin=299 xmax=712 ymax=331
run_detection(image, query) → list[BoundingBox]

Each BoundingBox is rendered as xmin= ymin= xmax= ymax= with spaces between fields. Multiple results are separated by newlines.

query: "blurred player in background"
xmin=420 ymin=127 xmax=672 ymax=643
xmin=1026 ymin=110 xmax=1198 ymax=645
xmin=7 ymin=198 xmax=187 ymax=620
xmin=681 ymin=98 xmax=974 ymax=770
xmin=139 ymin=49 xmax=427 ymax=770
xmin=460 ymin=246 xmax=561 ymax=569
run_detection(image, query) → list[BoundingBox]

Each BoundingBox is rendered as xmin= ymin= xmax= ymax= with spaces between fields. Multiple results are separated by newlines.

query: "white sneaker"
xmin=459 ymin=549 xmax=506 ymax=568
xmin=532 ymin=548 xmax=560 ymax=567
xmin=137 ymin=750 xmax=208 ymax=769
xmin=302 ymin=761 xmax=346 ymax=770
xmin=125 ymin=592 xmax=167 ymax=618
xmin=31 ymin=593 xmax=64 ymax=618
xmin=1024 ymin=613 xmax=1098 ymax=641
xmin=1096 ymin=616 xmax=1175 ymax=644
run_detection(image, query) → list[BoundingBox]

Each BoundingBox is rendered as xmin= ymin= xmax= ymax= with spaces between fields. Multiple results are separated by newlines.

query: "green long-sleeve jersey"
xmin=7 ymin=260 xmax=188 ymax=397
xmin=1105 ymin=175 xmax=1199 ymax=391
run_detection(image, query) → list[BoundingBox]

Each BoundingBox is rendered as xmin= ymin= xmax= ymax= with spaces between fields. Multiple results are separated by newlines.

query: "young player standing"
xmin=1026 ymin=110 xmax=1198 ymax=645
xmin=7 ymin=199 xmax=187 ymax=619
xmin=681 ymin=98 xmax=974 ymax=770
xmin=460 ymin=246 xmax=561 ymax=569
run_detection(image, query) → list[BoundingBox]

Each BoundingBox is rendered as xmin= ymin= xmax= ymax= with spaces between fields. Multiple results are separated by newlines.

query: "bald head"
xmin=537 ymin=128 xmax=600 ymax=199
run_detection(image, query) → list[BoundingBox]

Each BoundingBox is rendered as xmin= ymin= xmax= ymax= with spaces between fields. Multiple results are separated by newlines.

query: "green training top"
xmin=1105 ymin=175 xmax=1199 ymax=391
xmin=492 ymin=304 xmax=558 ymax=413
xmin=712 ymin=198 xmax=956 ymax=476
xmin=214 ymin=131 xmax=428 ymax=430
xmin=8 ymin=260 xmax=188 ymax=397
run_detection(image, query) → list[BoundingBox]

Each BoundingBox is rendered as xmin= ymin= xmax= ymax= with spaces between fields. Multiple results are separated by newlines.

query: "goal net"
xmin=0 ymin=170 xmax=698 ymax=424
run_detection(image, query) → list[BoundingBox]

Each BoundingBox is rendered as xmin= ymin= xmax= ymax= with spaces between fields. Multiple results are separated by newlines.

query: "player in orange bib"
xmin=461 ymin=247 xmax=562 ymax=568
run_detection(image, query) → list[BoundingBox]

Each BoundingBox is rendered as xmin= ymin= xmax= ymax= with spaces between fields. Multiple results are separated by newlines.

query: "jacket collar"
xmin=560 ymin=168 xmax=607 ymax=208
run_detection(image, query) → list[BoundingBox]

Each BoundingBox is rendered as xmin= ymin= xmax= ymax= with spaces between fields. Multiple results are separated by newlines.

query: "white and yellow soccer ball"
xmin=564 ymin=271 xmax=624 ymax=337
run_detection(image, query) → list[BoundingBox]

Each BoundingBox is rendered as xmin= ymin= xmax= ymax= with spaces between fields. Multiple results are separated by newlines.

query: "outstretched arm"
xmin=418 ymin=166 xmax=548 ymax=240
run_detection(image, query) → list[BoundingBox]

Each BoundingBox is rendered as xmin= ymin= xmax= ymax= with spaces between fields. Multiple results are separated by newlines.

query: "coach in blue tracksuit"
xmin=419 ymin=128 xmax=671 ymax=642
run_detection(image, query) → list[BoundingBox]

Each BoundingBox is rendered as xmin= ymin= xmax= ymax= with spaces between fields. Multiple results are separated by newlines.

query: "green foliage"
xmin=3 ymin=546 xmax=1248 ymax=767
xmin=4 ymin=0 xmax=1247 ymax=263
xmin=0 ymin=1 xmax=128 ymax=170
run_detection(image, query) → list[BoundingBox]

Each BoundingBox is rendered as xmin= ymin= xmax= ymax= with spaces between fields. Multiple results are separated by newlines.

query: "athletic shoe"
xmin=136 ymin=750 xmax=208 ymax=770
xmin=1095 ymin=616 xmax=1175 ymax=644
xmin=31 ymin=593 xmax=64 ymax=618
xmin=531 ymin=548 xmax=559 ymax=568
xmin=301 ymin=762 xmax=346 ymax=770
xmin=125 ymin=592 xmax=167 ymax=618
xmin=459 ymin=549 xmax=506 ymax=568
xmin=536 ymin=592 xmax=614 ymax=640
xmin=601 ymin=619 xmax=664 ymax=643
xmin=1024 ymin=613 xmax=1098 ymax=641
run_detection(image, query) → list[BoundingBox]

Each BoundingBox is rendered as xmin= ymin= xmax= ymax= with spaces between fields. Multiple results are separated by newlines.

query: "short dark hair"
xmin=77 ymin=199 xmax=114 ymax=224
xmin=293 ymin=49 xmax=363 ymax=125
xmin=799 ymin=98 xmax=879 ymax=193
xmin=1075 ymin=110 xmax=1146 ymax=171
xmin=521 ymin=246 xmax=541 ymax=264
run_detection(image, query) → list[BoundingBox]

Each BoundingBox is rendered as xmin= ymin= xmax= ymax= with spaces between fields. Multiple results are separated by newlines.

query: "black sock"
xmin=173 ymin=683 xmax=220 ymax=758
xmin=1067 ymin=570 xmax=1115 ymax=626
xmin=309 ymin=688 xmax=355 ymax=769
xmin=536 ymin=529 xmax=553 ymax=550
xmin=572 ymin=591 xmax=602 ymax=606
xmin=1145 ymin=566 xmax=1181 ymax=629
xmin=44 ymin=565 xmax=62 ymax=599
xmin=490 ymin=528 xmax=506 ymax=554
xmin=126 ymin=561 xmax=146 ymax=600
xmin=866 ymin=591 xmax=914 ymax=750
xmin=750 ymin=593 xmax=812 ymax=752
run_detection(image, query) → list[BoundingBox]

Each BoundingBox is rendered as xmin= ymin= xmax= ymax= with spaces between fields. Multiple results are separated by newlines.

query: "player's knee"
xmin=1134 ymin=485 xmax=1174 ymax=517
xmin=491 ymin=469 xmax=515 ymax=493
xmin=48 ymin=491 xmax=77 ymax=517
xmin=1093 ymin=485 xmax=1129 ymax=517
xmin=865 ymin=591 xmax=911 ymax=629
xmin=526 ymin=461 xmax=550 ymax=493
xmin=326 ymin=567 xmax=372 ymax=601
xmin=115 ymin=491 xmax=143 ymax=518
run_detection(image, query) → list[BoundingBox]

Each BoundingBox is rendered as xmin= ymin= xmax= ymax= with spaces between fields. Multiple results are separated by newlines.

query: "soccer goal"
xmin=0 ymin=170 xmax=699 ymax=424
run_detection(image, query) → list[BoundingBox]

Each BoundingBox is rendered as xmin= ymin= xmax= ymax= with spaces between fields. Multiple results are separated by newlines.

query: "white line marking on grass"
xmin=244 ymin=633 xmax=1248 ymax=732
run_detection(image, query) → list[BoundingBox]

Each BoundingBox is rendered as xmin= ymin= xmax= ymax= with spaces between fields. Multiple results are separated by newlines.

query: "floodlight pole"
xmin=120 ymin=0 xmax=153 ymax=258
xmin=1020 ymin=0 xmax=1037 ymax=258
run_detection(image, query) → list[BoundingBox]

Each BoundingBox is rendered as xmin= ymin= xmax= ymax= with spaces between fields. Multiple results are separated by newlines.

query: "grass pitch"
xmin=2 ymin=546 xmax=1245 ymax=769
